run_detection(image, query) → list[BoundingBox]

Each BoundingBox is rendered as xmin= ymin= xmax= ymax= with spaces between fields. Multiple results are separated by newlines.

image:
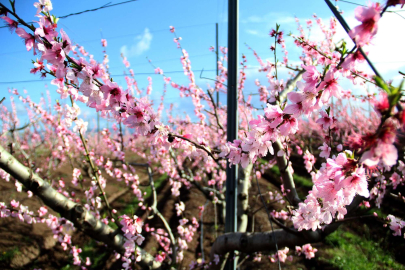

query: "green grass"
xmin=80 ymin=239 xmax=109 ymax=269
xmin=321 ymin=227 xmax=404 ymax=270
xmin=0 ymin=247 xmax=19 ymax=263
xmin=268 ymin=165 xmax=313 ymax=188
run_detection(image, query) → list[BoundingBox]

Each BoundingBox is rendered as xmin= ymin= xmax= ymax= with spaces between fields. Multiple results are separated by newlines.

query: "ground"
xmin=0 ymin=154 xmax=404 ymax=270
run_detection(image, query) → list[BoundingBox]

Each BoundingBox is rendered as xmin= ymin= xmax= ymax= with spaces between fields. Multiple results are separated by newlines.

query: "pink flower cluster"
xmin=293 ymin=152 xmax=369 ymax=231
xmin=120 ymin=215 xmax=145 ymax=269
xmin=296 ymin=244 xmax=318 ymax=259
xmin=387 ymin=215 xmax=405 ymax=237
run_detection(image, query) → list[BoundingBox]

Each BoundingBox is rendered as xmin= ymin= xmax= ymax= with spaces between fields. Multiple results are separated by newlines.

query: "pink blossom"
xmin=10 ymin=199 xmax=19 ymax=208
xmin=302 ymin=244 xmax=317 ymax=259
xmin=349 ymin=3 xmax=381 ymax=46
xmin=316 ymin=110 xmax=335 ymax=130
xmin=284 ymin=92 xmax=304 ymax=116
xmin=0 ymin=203 xmax=10 ymax=218
xmin=100 ymin=81 xmax=127 ymax=107
xmin=265 ymin=104 xmax=284 ymax=128
xmin=299 ymin=65 xmax=320 ymax=92
xmin=73 ymin=119 xmax=88 ymax=134
xmin=387 ymin=215 xmax=405 ymax=237
xmin=101 ymin=39 xmax=107 ymax=47
xmin=39 ymin=42 xmax=66 ymax=66
xmin=34 ymin=0 xmax=53 ymax=14
xmin=341 ymin=49 xmax=365 ymax=70
xmin=15 ymin=28 xmax=35 ymax=53
xmin=270 ymin=247 xmax=290 ymax=263
xmin=389 ymin=172 xmax=403 ymax=190
xmin=338 ymin=167 xmax=369 ymax=198
xmin=38 ymin=206 xmax=48 ymax=217
xmin=35 ymin=16 xmax=57 ymax=40
xmin=318 ymin=70 xmax=342 ymax=103
xmin=303 ymin=150 xmax=316 ymax=172
xmin=318 ymin=142 xmax=331 ymax=158
xmin=360 ymin=142 xmax=397 ymax=167
xmin=373 ymin=92 xmax=390 ymax=116
xmin=30 ymin=60 xmax=45 ymax=74
xmin=279 ymin=116 xmax=298 ymax=136
xmin=1 ymin=16 xmax=18 ymax=32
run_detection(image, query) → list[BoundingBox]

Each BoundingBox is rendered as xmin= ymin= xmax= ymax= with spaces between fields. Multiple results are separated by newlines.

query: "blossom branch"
xmin=69 ymin=96 xmax=115 ymax=220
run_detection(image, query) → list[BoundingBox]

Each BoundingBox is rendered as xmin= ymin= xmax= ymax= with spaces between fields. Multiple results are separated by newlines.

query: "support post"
xmin=225 ymin=0 xmax=239 ymax=269
xmin=216 ymin=22 xmax=219 ymax=107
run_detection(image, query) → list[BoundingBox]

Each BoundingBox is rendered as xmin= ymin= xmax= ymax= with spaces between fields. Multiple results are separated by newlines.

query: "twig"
xmin=331 ymin=214 xmax=378 ymax=224
xmin=69 ymin=96 xmax=116 ymax=223
xmin=219 ymin=253 xmax=229 ymax=270
xmin=205 ymin=87 xmax=224 ymax=131
xmin=170 ymin=134 xmax=219 ymax=162
xmin=144 ymin=164 xmax=177 ymax=265
xmin=200 ymin=200 xmax=210 ymax=262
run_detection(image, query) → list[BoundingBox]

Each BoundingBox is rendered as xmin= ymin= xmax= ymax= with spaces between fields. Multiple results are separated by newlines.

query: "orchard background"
xmin=0 ymin=0 xmax=405 ymax=269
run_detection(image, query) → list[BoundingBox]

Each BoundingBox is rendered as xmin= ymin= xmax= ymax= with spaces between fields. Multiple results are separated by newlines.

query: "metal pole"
xmin=225 ymin=0 xmax=238 ymax=269
xmin=216 ymin=22 xmax=219 ymax=107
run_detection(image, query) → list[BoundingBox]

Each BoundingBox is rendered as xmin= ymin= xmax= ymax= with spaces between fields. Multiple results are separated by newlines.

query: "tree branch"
xmin=209 ymin=195 xmax=364 ymax=268
xmin=272 ymin=139 xmax=301 ymax=206
xmin=0 ymin=144 xmax=161 ymax=269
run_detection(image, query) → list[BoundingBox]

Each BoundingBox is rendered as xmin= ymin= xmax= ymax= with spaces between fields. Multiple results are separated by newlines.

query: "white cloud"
xmin=245 ymin=29 xmax=268 ymax=37
xmin=120 ymin=28 xmax=153 ymax=57
xmin=287 ymin=8 xmax=405 ymax=80
xmin=242 ymin=12 xmax=296 ymax=26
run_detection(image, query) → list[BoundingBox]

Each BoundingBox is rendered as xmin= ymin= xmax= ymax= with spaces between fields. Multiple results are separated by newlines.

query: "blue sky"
xmin=1 ymin=0 xmax=404 ymax=129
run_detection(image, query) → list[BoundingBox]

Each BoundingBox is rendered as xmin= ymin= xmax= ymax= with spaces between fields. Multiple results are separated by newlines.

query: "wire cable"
xmin=0 ymin=0 xmax=139 ymax=29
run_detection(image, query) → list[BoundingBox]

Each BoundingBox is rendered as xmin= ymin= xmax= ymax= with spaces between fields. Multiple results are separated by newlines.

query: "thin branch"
xmin=269 ymin=215 xmax=299 ymax=235
xmin=324 ymin=0 xmax=384 ymax=80
xmin=144 ymin=165 xmax=177 ymax=265
xmin=170 ymin=134 xmax=219 ymax=162
xmin=169 ymin=149 xmax=224 ymax=202
xmin=205 ymin=87 xmax=224 ymax=131
xmin=199 ymin=68 xmax=228 ymax=87
xmin=331 ymin=214 xmax=379 ymax=224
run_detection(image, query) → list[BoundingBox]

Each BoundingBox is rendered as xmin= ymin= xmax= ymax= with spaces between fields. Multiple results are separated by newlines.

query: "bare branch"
xmin=170 ymin=134 xmax=219 ymax=162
